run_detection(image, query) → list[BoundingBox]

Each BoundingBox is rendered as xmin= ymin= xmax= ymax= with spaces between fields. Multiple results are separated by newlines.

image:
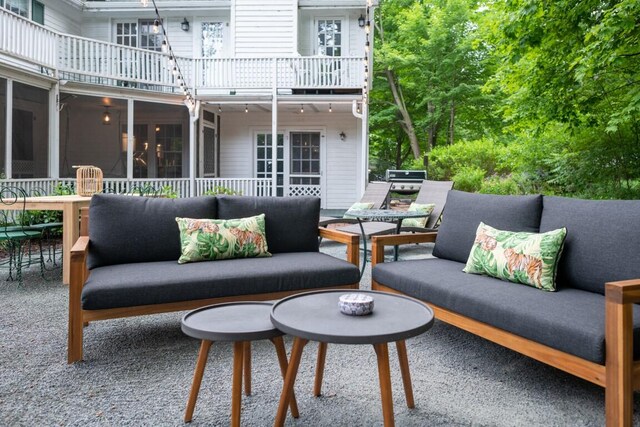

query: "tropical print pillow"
xmin=176 ymin=214 xmax=271 ymax=264
xmin=401 ymin=203 xmax=435 ymax=228
xmin=343 ymin=202 xmax=375 ymax=219
xmin=463 ymin=222 xmax=567 ymax=291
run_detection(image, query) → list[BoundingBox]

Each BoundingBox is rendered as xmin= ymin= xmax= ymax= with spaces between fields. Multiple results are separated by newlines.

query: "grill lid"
xmin=385 ymin=170 xmax=427 ymax=182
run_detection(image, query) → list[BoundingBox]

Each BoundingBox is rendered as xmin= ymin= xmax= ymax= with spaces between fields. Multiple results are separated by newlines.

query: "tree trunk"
xmin=448 ymin=101 xmax=455 ymax=145
xmin=427 ymin=102 xmax=436 ymax=150
xmin=385 ymin=69 xmax=421 ymax=159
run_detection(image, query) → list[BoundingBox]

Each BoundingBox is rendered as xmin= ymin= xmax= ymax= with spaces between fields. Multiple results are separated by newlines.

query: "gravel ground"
xmin=1 ymin=240 xmax=638 ymax=426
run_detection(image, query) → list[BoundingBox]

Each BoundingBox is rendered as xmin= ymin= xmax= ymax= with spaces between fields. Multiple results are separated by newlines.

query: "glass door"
xmin=256 ymin=133 xmax=284 ymax=197
xmin=288 ymin=132 xmax=321 ymax=197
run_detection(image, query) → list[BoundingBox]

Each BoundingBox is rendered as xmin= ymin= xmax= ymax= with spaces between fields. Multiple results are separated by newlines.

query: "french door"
xmin=255 ymin=131 xmax=324 ymax=200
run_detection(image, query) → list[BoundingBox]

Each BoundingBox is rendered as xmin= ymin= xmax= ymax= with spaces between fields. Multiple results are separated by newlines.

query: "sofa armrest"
xmin=318 ymin=227 xmax=360 ymax=267
xmin=371 ymin=232 xmax=438 ymax=266
xmin=68 ymin=236 xmax=90 ymax=363
xmin=604 ymin=278 xmax=640 ymax=426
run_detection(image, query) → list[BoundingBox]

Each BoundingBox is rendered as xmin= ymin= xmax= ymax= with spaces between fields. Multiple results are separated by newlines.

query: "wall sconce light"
xmin=102 ymin=106 xmax=111 ymax=125
xmin=181 ymin=18 xmax=190 ymax=32
xmin=358 ymin=14 xmax=366 ymax=28
xmin=339 ymin=131 xmax=346 ymax=141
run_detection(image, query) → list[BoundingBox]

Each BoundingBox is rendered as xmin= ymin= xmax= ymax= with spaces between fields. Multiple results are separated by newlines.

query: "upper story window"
xmin=115 ymin=20 xmax=163 ymax=51
xmin=2 ymin=0 xmax=44 ymax=24
xmin=201 ymin=22 xmax=224 ymax=58
xmin=317 ymin=19 xmax=342 ymax=57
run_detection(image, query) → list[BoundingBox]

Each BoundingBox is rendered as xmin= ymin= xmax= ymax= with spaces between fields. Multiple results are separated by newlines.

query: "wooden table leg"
xmin=374 ymin=342 xmax=395 ymax=427
xmin=244 ymin=341 xmax=252 ymax=396
xmin=231 ymin=341 xmax=244 ymax=427
xmin=184 ymin=340 xmax=213 ymax=423
xmin=270 ymin=336 xmax=299 ymax=418
xmin=396 ymin=340 xmax=415 ymax=408
xmin=274 ymin=337 xmax=308 ymax=427
xmin=62 ymin=203 xmax=79 ymax=286
xmin=314 ymin=342 xmax=328 ymax=397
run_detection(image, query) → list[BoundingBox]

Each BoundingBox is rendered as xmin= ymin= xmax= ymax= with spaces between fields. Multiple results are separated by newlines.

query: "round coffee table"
xmin=181 ymin=302 xmax=299 ymax=426
xmin=270 ymin=290 xmax=434 ymax=427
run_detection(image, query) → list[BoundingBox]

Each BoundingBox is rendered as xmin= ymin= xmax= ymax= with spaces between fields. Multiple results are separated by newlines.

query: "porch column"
xmin=271 ymin=58 xmax=278 ymax=197
xmin=360 ymin=101 xmax=369 ymax=197
xmin=127 ymin=99 xmax=134 ymax=180
xmin=49 ymin=83 xmax=60 ymax=179
xmin=5 ymin=78 xmax=12 ymax=179
xmin=189 ymin=114 xmax=196 ymax=197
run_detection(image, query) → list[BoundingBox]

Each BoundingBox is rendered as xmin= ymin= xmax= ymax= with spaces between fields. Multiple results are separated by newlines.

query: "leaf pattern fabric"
xmin=343 ymin=202 xmax=375 ymax=219
xmin=463 ymin=222 xmax=567 ymax=291
xmin=401 ymin=203 xmax=435 ymax=228
xmin=176 ymin=214 xmax=271 ymax=264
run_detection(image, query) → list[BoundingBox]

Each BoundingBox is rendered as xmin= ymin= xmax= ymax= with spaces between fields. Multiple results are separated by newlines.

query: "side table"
xmin=181 ymin=302 xmax=299 ymax=425
xmin=271 ymin=290 xmax=434 ymax=427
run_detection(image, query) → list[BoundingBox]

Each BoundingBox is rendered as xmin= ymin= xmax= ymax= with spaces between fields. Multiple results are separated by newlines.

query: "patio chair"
xmin=319 ymin=181 xmax=392 ymax=227
xmin=335 ymin=180 xmax=455 ymax=238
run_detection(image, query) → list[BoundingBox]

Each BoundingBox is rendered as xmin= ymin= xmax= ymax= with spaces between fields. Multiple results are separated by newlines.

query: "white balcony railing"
xmin=0 ymin=9 xmax=364 ymax=91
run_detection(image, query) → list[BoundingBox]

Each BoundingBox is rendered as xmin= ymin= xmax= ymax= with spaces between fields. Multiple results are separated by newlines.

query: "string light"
xmin=161 ymin=40 xmax=167 ymax=53
xmin=218 ymin=104 xmax=222 ymax=113
xmin=141 ymin=0 xmax=149 ymax=6
xmin=245 ymin=104 xmax=248 ymax=113
xmin=300 ymin=104 xmax=304 ymax=113
xmin=152 ymin=19 xmax=160 ymax=34
xmin=329 ymin=103 xmax=332 ymax=113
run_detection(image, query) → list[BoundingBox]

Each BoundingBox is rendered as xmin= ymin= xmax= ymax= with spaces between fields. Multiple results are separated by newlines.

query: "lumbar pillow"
xmin=401 ymin=203 xmax=435 ymax=228
xmin=176 ymin=214 xmax=271 ymax=264
xmin=463 ymin=222 xmax=567 ymax=291
xmin=343 ymin=202 xmax=375 ymax=219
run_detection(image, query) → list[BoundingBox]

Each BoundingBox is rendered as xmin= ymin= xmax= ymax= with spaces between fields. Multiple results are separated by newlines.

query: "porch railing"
xmin=1 ymin=9 xmax=364 ymax=91
xmin=0 ymin=178 xmax=272 ymax=198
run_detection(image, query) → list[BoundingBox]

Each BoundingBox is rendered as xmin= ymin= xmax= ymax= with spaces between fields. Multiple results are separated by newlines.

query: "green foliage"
xmin=203 ymin=186 xmax=242 ymax=196
xmin=451 ymin=165 xmax=485 ymax=192
xmin=158 ymin=185 xmax=178 ymax=199
xmin=427 ymin=138 xmax=508 ymax=180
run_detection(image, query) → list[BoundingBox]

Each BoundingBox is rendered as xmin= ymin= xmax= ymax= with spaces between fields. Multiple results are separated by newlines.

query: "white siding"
xmin=43 ymin=0 xmax=82 ymax=35
xmin=233 ymin=0 xmax=296 ymax=57
xmin=297 ymin=9 xmax=364 ymax=56
xmin=81 ymin=18 xmax=110 ymax=41
xmin=220 ymin=109 xmax=361 ymax=208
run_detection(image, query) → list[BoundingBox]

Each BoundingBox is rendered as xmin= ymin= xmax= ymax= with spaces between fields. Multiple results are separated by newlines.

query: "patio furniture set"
xmin=64 ymin=188 xmax=639 ymax=426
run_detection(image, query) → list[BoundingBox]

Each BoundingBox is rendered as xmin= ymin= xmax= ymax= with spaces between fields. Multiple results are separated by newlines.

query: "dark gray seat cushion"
xmin=88 ymin=194 xmax=217 ymax=269
xmin=540 ymin=196 xmax=640 ymax=295
xmin=217 ymin=196 xmax=320 ymax=254
xmin=82 ymin=252 xmax=359 ymax=310
xmin=372 ymin=258 xmax=640 ymax=364
xmin=433 ymin=191 xmax=543 ymax=263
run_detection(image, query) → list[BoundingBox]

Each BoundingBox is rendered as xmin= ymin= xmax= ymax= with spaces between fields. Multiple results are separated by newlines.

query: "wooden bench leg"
xmin=184 ymin=340 xmax=212 ymax=423
xmin=396 ymin=340 xmax=415 ymax=409
xmin=274 ymin=337 xmax=308 ymax=427
xmin=374 ymin=343 xmax=395 ymax=427
xmin=244 ymin=342 xmax=251 ymax=396
xmin=605 ymin=299 xmax=633 ymax=427
xmin=314 ymin=342 xmax=328 ymax=397
xmin=231 ymin=341 xmax=244 ymax=427
xmin=270 ymin=336 xmax=300 ymax=418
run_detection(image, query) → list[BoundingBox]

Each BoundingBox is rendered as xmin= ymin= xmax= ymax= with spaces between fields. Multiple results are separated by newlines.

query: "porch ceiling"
xmin=201 ymin=99 xmax=360 ymax=114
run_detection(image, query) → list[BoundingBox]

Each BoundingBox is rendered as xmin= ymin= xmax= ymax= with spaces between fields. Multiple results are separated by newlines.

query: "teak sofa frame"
xmin=68 ymin=209 xmax=360 ymax=364
xmin=370 ymin=232 xmax=640 ymax=427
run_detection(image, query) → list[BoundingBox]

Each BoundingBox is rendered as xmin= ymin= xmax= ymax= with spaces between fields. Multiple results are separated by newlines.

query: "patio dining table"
xmin=1 ymin=195 xmax=91 ymax=285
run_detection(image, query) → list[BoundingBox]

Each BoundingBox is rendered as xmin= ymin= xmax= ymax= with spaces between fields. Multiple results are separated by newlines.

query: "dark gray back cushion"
xmin=540 ymin=196 xmax=640 ymax=294
xmin=433 ymin=190 xmax=543 ymax=263
xmin=88 ymin=194 xmax=217 ymax=269
xmin=216 ymin=196 xmax=320 ymax=254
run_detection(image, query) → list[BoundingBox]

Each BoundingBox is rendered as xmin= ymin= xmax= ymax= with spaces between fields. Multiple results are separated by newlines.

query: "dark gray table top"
xmin=345 ymin=209 xmax=429 ymax=222
xmin=182 ymin=302 xmax=283 ymax=342
xmin=270 ymin=290 xmax=434 ymax=344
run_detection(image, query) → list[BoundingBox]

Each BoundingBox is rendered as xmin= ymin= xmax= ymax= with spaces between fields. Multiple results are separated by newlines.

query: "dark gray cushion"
xmin=216 ymin=196 xmax=320 ymax=254
xmin=432 ymin=191 xmax=543 ymax=263
xmin=540 ymin=196 xmax=640 ymax=294
xmin=372 ymin=258 xmax=640 ymax=364
xmin=88 ymin=194 xmax=217 ymax=269
xmin=82 ymin=252 xmax=359 ymax=310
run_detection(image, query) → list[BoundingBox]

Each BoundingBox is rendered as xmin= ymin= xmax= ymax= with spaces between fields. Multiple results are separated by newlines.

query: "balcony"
xmin=0 ymin=10 xmax=365 ymax=94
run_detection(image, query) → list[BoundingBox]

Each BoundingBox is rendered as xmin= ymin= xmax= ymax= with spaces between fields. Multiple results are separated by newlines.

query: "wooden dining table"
xmin=2 ymin=195 xmax=91 ymax=285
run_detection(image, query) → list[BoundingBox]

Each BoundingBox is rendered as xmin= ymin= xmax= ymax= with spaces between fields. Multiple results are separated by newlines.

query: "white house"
xmin=0 ymin=0 xmax=376 ymax=208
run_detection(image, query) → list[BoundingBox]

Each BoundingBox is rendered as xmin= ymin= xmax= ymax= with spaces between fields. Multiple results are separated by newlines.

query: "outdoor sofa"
xmin=68 ymin=194 xmax=360 ymax=363
xmin=371 ymin=190 xmax=640 ymax=426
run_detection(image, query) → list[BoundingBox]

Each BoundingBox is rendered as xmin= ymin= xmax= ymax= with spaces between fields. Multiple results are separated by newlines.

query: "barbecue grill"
xmin=385 ymin=169 xmax=427 ymax=194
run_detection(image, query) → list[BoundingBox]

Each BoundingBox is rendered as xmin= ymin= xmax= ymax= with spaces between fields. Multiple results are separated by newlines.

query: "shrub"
xmin=204 ymin=186 xmax=242 ymax=196
xmin=452 ymin=166 xmax=485 ymax=192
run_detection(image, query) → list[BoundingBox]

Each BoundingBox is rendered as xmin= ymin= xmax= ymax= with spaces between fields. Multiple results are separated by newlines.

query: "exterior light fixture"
xmin=365 ymin=21 xmax=371 ymax=34
xmin=161 ymin=40 xmax=167 ymax=53
xmin=153 ymin=19 xmax=160 ymax=34
xmin=339 ymin=132 xmax=346 ymax=141
xmin=358 ymin=14 xmax=365 ymax=28
xmin=102 ymin=106 xmax=111 ymax=125
xmin=181 ymin=18 xmax=190 ymax=32
xmin=168 ymin=55 xmax=175 ymax=67
xmin=218 ymin=104 xmax=222 ymax=113
xmin=245 ymin=104 xmax=248 ymax=113
xmin=365 ymin=41 xmax=370 ymax=53
xmin=300 ymin=104 xmax=304 ymax=113
xmin=140 ymin=0 xmax=149 ymax=7
xmin=329 ymin=103 xmax=332 ymax=113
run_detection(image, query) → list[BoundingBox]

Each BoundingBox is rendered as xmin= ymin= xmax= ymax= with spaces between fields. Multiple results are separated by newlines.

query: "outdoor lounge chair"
xmin=318 ymin=181 xmax=392 ymax=227
xmin=336 ymin=180 xmax=454 ymax=238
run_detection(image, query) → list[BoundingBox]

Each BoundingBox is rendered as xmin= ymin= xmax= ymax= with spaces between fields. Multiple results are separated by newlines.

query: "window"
xmin=201 ymin=22 xmax=224 ymax=58
xmin=4 ymin=0 xmax=28 ymax=18
xmin=289 ymin=132 xmax=320 ymax=186
xmin=31 ymin=0 xmax=43 ymax=25
xmin=116 ymin=22 xmax=138 ymax=47
xmin=138 ymin=19 xmax=163 ymax=52
xmin=156 ymin=124 xmax=182 ymax=178
xmin=317 ymin=19 xmax=342 ymax=57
